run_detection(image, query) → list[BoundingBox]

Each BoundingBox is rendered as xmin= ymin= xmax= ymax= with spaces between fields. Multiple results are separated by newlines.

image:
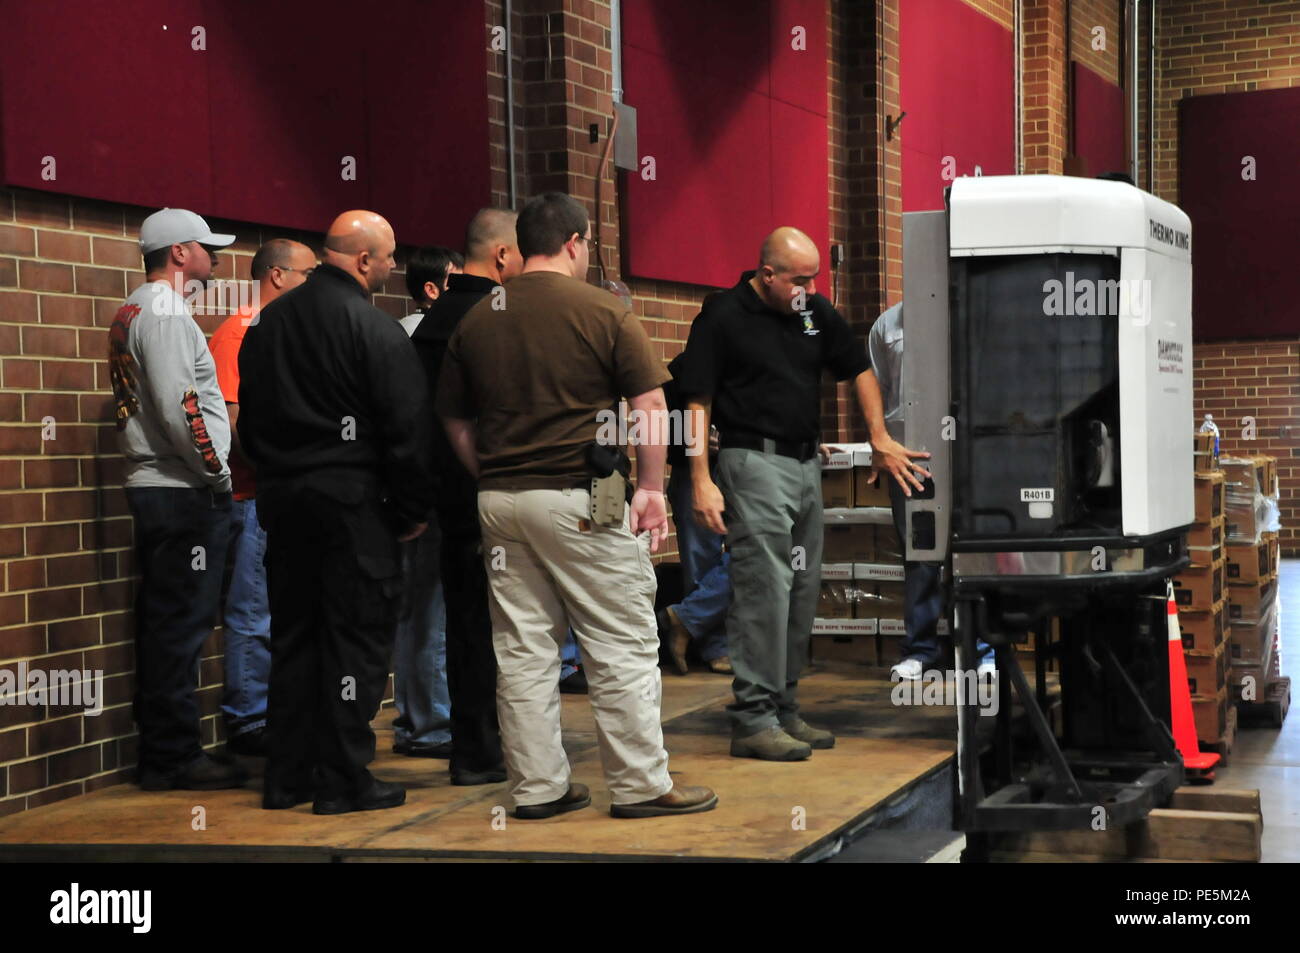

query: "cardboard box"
xmin=1179 ymin=601 xmax=1225 ymax=654
xmin=853 ymin=468 xmax=892 ymax=508
xmin=1172 ymin=559 xmax=1223 ymax=613
xmin=875 ymin=581 xmax=905 ymax=620
xmin=1262 ymin=531 xmax=1279 ymax=577
xmin=875 ymin=524 xmax=903 ymax=562
xmin=1187 ymin=516 xmax=1224 ymax=551
xmin=1191 ymin=688 xmax=1229 ymax=745
xmin=824 ymin=524 xmax=874 ymax=562
xmin=818 ymin=582 xmax=854 ymax=619
xmin=821 ymin=450 xmax=855 ymax=508
xmin=1226 ymin=579 xmax=1273 ymax=624
xmin=1251 ymin=454 xmax=1277 ymax=498
xmin=878 ymin=631 xmax=906 ymax=664
xmin=1193 ymin=471 xmax=1225 ymax=523
xmin=1225 ymin=541 xmax=1269 ymax=586
xmin=1228 ymin=620 xmax=1272 ymax=665
xmin=1185 ymin=642 xmax=1226 ymax=697
xmin=1193 ymin=431 xmax=1217 ymax=473
xmin=1222 ymin=457 xmax=1264 ymax=495
xmin=855 ymin=562 xmax=906 ymax=583
xmin=811 ymin=634 xmax=879 ymax=666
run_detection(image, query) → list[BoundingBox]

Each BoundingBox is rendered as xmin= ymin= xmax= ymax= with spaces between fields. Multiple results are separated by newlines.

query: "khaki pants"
xmin=477 ymin=487 xmax=673 ymax=808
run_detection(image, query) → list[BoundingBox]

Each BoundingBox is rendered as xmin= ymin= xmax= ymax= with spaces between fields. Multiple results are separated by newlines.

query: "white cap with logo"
xmin=139 ymin=208 xmax=236 ymax=255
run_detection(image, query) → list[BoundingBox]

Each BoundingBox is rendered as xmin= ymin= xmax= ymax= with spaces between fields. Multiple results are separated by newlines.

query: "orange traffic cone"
xmin=1166 ymin=581 xmax=1220 ymax=776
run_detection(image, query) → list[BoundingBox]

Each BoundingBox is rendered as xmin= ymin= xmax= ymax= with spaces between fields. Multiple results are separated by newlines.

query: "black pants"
xmin=439 ymin=513 xmax=504 ymax=775
xmin=261 ymin=486 xmax=402 ymax=799
xmin=127 ymin=486 xmax=232 ymax=773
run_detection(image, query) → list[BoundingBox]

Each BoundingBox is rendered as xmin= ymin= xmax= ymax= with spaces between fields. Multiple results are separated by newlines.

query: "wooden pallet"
xmin=988 ymin=787 xmax=1262 ymax=863
xmin=1238 ymin=676 xmax=1291 ymax=729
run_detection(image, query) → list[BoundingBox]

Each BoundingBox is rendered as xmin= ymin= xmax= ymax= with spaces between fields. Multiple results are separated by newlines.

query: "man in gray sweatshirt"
xmin=109 ymin=208 xmax=247 ymax=791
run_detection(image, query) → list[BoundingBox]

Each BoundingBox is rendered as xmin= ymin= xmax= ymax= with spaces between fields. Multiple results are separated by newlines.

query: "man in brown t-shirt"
xmin=436 ymin=192 xmax=717 ymax=820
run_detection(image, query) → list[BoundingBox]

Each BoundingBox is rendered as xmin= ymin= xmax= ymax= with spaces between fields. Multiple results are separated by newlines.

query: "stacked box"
xmin=1187 ymin=516 xmax=1224 ymax=568
xmin=1172 ymin=560 xmax=1224 ymax=612
xmin=810 ymin=616 xmax=879 ymax=666
xmin=820 ymin=449 xmax=855 ymax=507
xmin=1179 ymin=600 xmax=1225 ymax=654
xmin=823 ymin=524 xmax=874 ymax=562
xmin=1192 ymin=688 xmax=1229 ymax=745
xmin=1193 ymin=431 xmax=1217 ymax=473
xmin=1221 ymin=456 xmax=1267 ymax=544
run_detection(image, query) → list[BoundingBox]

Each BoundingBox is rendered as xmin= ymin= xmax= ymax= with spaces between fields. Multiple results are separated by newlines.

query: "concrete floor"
xmin=1213 ymin=558 xmax=1299 ymax=863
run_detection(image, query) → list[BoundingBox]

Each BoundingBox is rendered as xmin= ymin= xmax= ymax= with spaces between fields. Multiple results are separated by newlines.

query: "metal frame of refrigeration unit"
xmin=901 ymin=175 xmax=1196 ymax=832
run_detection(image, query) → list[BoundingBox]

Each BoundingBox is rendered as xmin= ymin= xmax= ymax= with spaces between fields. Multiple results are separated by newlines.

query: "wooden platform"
xmin=0 ymin=667 xmax=955 ymax=863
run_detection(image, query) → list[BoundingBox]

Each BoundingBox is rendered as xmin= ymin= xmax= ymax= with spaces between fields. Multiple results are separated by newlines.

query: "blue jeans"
xmin=888 ymin=478 xmax=992 ymax=666
xmin=222 ymin=498 xmax=271 ymax=737
xmin=667 ymin=475 xmax=730 ymax=661
xmin=561 ymin=629 xmax=581 ymax=680
xmin=393 ymin=527 xmax=451 ymax=747
xmin=126 ymin=486 xmax=231 ymax=773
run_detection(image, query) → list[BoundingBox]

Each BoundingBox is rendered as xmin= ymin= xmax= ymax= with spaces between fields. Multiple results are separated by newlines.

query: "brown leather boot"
xmin=661 ymin=607 xmax=690 ymax=675
xmin=610 ymin=784 xmax=719 ymax=818
xmin=513 ymin=783 xmax=591 ymax=819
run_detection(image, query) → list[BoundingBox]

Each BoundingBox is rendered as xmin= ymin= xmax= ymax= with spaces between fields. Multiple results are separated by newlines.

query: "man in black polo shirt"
xmin=238 ymin=209 xmax=436 ymax=813
xmin=677 ymin=227 xmax=930 ymax=761
xmin=410 ymin=207 xmax=521 ymax=785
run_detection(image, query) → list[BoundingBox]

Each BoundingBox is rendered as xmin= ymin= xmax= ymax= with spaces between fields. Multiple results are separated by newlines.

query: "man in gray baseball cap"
xmin=138 ymin=207 xmax=236 ymax=257
xmin=109 ymin=207 xmax=244 ymax=791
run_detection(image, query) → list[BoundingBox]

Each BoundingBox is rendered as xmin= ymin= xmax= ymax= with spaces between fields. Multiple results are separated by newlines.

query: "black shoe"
xmin=227 ymin=727 xmax=268 ymax=758
xmin=451 ymin=766 xmax=508 ymax=786
xmin=393 ymin=739 xmax=453 ymax=758
xmin=262 ymin=786 xmax=313 ymax=810
xmin=559 ymin=667 xmax=589 ymax=695
xmin=139 ymin=753 xmax=250 ymax=792
xmin=512 ymin=783 xmax=591 ymax=819
xmin=313 ymin=778 xmax=407 ymax=816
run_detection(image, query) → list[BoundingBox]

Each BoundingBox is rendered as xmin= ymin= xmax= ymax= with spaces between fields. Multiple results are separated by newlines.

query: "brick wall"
xmin=1152 ymin=0 xmax=1300 ymax=554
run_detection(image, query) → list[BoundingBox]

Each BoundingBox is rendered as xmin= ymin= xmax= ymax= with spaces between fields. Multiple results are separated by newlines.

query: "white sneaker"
xmin=891 ymin=658 xmax=924 ymax=681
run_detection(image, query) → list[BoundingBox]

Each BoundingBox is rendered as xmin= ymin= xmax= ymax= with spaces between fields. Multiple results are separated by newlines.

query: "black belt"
xmin=720 ymin=434 xmax=818 ymax=462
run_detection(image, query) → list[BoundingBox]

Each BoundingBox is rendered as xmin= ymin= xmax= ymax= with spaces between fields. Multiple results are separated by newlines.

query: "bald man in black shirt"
xmin=676 ymin=227 xmax=930 ymax=761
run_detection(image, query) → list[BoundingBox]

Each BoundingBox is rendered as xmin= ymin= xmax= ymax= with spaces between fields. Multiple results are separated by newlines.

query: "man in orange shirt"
xmin=207 ymin=238 xmax=317 ymax=756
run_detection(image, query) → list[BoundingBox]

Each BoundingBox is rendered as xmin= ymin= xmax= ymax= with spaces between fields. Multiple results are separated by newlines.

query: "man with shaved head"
xmin=207 ymin=238 xmax=316 ymax=757
xmin=238 ymin=210 xmax=436 ymax=814
xmin=408 ymin=207 xmax=522 ymax=784
xmin=676 ymin=227 xmax=931 ymax=761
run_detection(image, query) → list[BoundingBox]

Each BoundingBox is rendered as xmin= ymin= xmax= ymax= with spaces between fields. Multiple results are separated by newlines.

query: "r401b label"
xmin=1020 ymin=487 xmax=1055 ymax=502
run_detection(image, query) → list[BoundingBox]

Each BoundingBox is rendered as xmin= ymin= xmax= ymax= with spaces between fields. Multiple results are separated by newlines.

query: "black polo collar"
xmin=313 ymin=262 xmax=369 ymax=298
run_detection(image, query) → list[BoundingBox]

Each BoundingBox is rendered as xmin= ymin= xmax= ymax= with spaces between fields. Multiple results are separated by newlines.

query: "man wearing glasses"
xmin=110 ymin=207 xmax=246 ymax=791
xmin=207 ymin=239 xmax=316 ymax=758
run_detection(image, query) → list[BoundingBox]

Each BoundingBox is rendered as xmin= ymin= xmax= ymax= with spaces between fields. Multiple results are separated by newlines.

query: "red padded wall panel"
xmin=365 ymin=2 xmax=491 ymax=248
xmin=621 ymin=0 xmax=770 ymax=101
xmin=1071 ymin=61 xmax=1124 ymax=179
xmin=620 ymin=0 xmax=828 ymax=289
xmin=204 ymin=8 xmax=367 ymax=235
xmin=621 ymin=44 xmax=772 ymax=289
xmin=0 ymin=0 xmax=489 ymax=246
xmin=768 ymin=0 xmax=828 ymax=116
xmin=769 ymin=98 xmax=830 ymax=269
xmin=0 ymin=0 xmax=212 ymax=211
xmin=900 ymin=0 xmax=1015 ymax=212
xmin=1179 ymin=88 xmax=1300 ymax=341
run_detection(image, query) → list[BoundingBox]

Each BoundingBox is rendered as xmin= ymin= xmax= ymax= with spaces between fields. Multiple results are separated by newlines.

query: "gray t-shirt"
xmin=867 ymin=301 xmax=905 ymax=442
xmin=109 ymin=281 xmax=231 ymax=492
